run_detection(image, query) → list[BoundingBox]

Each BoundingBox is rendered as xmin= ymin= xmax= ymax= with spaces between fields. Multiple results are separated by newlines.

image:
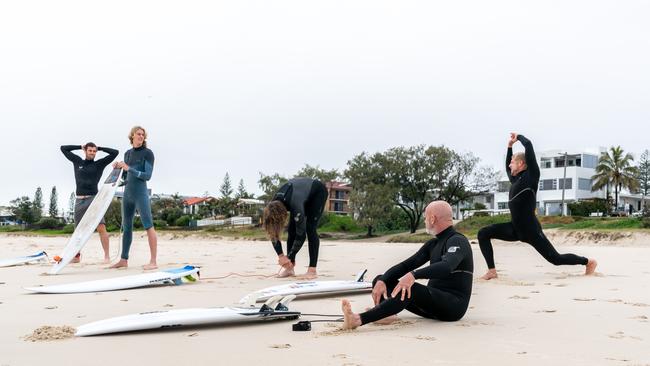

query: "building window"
xmin=333 ymin=202 xmax=344 ymax=212
xmin=541 ymin=159 xmax=552 ymax=169
xmin=578 ymin=178 xmax=592 ymax=191
xmin=582 ymin=154 xmax=598 ymax=169
xmin=558 ymin=178 xmax=572 ymax=190
xmin=555 ymin=159 xmax=565 ymax=168
xmin=539 ymin=179 xmax=557 ymax=191
xmin=335 ymin=190 xmax=346 ymax=199
xmin=498 ymin=202 xmax=508 ymax=210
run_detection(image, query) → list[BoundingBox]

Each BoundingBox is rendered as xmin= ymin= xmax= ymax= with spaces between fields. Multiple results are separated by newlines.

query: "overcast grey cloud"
xmin=1 ymin=0 xmax=648 ymax=210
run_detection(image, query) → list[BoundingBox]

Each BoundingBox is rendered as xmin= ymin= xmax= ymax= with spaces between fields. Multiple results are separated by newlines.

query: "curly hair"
xmin=263 ymin=201 xmax=288 ymax=241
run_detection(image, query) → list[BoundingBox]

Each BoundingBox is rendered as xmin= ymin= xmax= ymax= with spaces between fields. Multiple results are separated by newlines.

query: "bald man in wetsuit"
xmin=342 ymin=201 xmax=473 ymax=329
xmin=478 ymin=133 xmax=597 ymax=280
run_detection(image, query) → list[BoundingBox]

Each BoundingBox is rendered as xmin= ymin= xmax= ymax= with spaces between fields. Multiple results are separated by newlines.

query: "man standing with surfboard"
xmin=341 ymin=201 xmax=473 ymax=329
xmin=110 ymin=126 xmax=158 ymax=270
xmin=61 ymin=142 xmax=118 ymax=263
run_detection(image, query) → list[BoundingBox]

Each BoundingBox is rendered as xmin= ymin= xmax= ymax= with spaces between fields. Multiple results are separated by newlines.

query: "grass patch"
xmin=387 ymin=232 xmax=431 ymax=243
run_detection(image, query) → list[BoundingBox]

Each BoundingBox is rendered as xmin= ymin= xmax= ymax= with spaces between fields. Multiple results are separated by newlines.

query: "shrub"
xmin=642 ymin=218 xmax=650 ymax=228
xmin=153 ymin=220 xmax=168 ymax=228
xmin=63 ymin=224 xmax=75 ymax=234
xmin=35 ymin=217 xmax=63 ymax=229
xmin=568 ymin=199 xmax=608 ymax=217
xmin=175 ymin=215 xmax=192 ymax=227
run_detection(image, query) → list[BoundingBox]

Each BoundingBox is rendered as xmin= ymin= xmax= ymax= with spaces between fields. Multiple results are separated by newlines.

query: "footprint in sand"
xmin=573 ymin=298 xmax=596 ymax=302
xmin=608 ymin=331 xmax=643 ymax=341
xmin=44 ymin=306 xmax=58 ymax=310
xmin=630 ymin=315 xmax=648 ymax=322
xmin=270 ymin=344 xmax=291 ymax=349
xmin=554 ymin=284 xmax=569 ymax=287
xmin=535 ymin=309 xmax=557 ymax=314
xmin=530 ymin=291 xmax=540 ymax=294
xmin=509 ymin=295 xmax=530 ymax=300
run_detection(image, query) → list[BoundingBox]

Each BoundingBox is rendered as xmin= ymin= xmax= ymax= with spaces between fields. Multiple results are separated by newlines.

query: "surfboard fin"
xmin=355 ymin=269 xmax=368 ymax=282
xmin=275 ymin=295 xmax=296 ymax=311
xmin=173 ymin=278 xmax=183 ymax=285
xmin=259 ymin=295 xmax=283 ymax=313
xmin=183 ymin=275 xmax=197 ymax=282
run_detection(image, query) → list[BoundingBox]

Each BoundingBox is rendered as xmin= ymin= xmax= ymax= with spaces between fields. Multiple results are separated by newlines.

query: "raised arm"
xmin=517 ymin=134 xmax=540 ymax=178
xmin=60 ymin=145 xmax=82 ymax=163
xmin=96 ymin=146 xmax=119 ymax=168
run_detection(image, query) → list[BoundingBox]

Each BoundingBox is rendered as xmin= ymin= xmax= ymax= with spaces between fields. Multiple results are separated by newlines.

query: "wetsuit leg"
xmin=286 ymin=218 xmax=296 ymax=263
xmin=360 ymin=282 xmax=463 ymax=324
xmin=121 ymin=195 xmax=136 ymax=260
xmin=477 ymin=222 xmax=519 ymax=269
xmin=524 ymin=230 xmax=588 ymax=266
xmin=304 ymin=181 xmax=328 ymax=267
xmin=135 ymin=192 xmax=154 ymax=230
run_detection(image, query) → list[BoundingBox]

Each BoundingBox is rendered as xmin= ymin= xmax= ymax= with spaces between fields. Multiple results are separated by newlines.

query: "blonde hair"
xmin=263 ymin=201 xmax=288 ymax=241
xmin=128 ymin=126 xmax=147 ymax=148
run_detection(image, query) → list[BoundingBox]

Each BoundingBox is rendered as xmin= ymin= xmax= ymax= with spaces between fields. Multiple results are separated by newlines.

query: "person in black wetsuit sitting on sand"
xmin=342 ymin=201 xmax=473 ymax=329
xmin=478 ymin=133 xmax=597 ymax=280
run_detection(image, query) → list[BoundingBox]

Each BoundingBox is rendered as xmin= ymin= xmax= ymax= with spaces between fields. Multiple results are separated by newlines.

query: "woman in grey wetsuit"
xmin=110 ymin=126 xmax=158 ymax=270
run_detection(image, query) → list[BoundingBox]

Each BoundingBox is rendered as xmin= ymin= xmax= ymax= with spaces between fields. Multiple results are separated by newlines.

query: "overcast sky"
xmin=1 ymin=1 xmax=648 ymax=211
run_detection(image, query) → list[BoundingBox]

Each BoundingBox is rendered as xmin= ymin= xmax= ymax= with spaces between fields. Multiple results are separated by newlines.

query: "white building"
xmin=494 ymin=147 xmax=646 ymax=216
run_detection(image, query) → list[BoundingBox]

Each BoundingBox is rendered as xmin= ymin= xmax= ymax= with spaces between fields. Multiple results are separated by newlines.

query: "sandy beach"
xmin=0 ymin=231 xmax=648 ymax=366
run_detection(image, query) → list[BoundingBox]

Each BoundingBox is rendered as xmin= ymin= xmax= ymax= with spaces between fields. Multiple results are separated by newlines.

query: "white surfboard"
xmin=49 ymin=168 xmax=122 ymax=275
xmin=239 ymin=269 xmax=372 ymax=304
xmin=25 ymin=265 xmax=200 ymax=294
xmin=76 ymin=295 xmax=300 ymax=336
xmin=0 ymin=251 xmax=49 ymax=268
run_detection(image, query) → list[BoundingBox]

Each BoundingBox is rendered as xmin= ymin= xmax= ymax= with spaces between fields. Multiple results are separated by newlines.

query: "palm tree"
xmin=592 ymin=146 xmax=640 ymax=213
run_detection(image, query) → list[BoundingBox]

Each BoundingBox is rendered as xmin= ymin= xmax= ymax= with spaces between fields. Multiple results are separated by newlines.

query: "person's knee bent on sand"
xmin=342 ymin=201 xmax=474 ymax=330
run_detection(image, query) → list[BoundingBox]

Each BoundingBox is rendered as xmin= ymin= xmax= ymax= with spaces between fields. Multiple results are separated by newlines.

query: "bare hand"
xmin=508 ymin=132 xmax=518 ymax=147
xmin=113 ymin=161 xmax=129 ymax=171
xmin=390 ymin=272 xmax=416 ymax=301
xmin=277 ymin=254 xmax=291 ymax=266
xmin=372 ymin=280 xmax=389 ymax=305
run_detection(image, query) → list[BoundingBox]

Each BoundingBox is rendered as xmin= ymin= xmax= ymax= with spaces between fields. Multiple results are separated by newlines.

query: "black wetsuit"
xmin=270 ymin=178 xmax=328 ymax=267
xmin=477 ymin=135 xmax=588 ymax=269
xmin=360 ymin=226 xmax=473 ymax=324
xmin=60 ymin=145 xmax=119 ymax=195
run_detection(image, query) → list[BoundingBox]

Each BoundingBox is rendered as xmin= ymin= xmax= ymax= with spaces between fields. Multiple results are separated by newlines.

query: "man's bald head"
xmin=424 ymin=201 xmax=454 ymax=235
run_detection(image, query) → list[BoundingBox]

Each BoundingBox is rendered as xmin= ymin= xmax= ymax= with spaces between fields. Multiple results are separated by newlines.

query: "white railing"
xmin=195 ymin=216 xmax=253 ymax=227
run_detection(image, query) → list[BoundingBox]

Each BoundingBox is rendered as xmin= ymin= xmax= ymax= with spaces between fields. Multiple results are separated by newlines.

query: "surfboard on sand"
xmin=0 ymin=251 xmax=49 ymax=268
xmin=25 ymin=265 xmax=200 ymax=294
xmin=75 ymin=295 xmax=300 ymax=336
xmin=49 ymin=168 xmax=122 ymax=275
xmin=238 ymin=269 xmax=372 ymax=304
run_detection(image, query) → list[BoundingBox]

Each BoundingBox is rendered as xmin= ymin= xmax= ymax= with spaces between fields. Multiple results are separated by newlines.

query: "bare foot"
xmin=585 ymin=259 xmax=597 ymax=275
xmin=143 ymin=263 xmax=158 ymax=270
xmin=298 ymin=267 xmax=317 ymax=280
xmin=341 ymin=299 xmax=362 ymax=330
xmin=481 ymin=269 xmax=498 ymax=280
xmin=109 ymin=259 xmax=128 ymax=269
xmin=102 ymin=257 xmax=111 ymax=264
xmin=277 ymin=264 xmax=295 ymax=278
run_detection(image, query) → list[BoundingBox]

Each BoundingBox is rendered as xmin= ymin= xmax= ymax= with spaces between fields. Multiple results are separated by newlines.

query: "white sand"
xmin=0 ymin=232 xmax=649 ymax=366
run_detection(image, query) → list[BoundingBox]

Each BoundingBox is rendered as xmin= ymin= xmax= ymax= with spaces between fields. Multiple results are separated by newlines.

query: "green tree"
xmin=10 ymin=197 xmax=39 ymax=224
xmin=220 ymin=173 xmax=233 ymax=198
xmin=68 ymin=192 xmax=76 ymax=223
xmin=294 ymin=164 xmax=340 ymax=183
xmin=258 ymin=172 xmax=288 ymax=202
xmin=638 ymin=150 xmax=650 ymax=213
xmin=49 ymin=186 xmax=58 ymax=218
xmin=592 ymin=146 xmax=639 ymax=212
xmin=346 ymin=145 xmax=481 ymax=233
xmin=33 ymin=187 xmax=43 ymax=220
xmin=235 ymin=179 xmax=252 ymax=199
